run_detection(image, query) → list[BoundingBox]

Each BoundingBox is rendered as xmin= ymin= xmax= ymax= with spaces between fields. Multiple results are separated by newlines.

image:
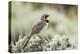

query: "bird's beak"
xmin=45 ymin=15 xmax=49 ymax=19
xmin=46 ymin=15 xmax=49 ymax=17
xmin=45 ymin=15 xmax=49 ymax=23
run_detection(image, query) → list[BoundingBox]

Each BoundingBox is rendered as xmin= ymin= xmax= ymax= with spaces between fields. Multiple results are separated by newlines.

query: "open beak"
xmin=45 ymin=15 xmax=49 ymax=23
xmin=45 ymin=15 xmax=49 ymax=19
xmin=46 ymin=15 xmax=49 ymax=18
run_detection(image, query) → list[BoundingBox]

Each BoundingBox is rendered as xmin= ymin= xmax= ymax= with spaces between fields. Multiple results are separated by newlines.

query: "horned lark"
xmin=23 ymin=14 xmax=49 ymax=48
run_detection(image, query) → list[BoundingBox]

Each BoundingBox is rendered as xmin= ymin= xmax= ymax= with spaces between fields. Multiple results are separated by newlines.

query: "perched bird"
xmin=23 ymin=14 xmax=49 ymax=49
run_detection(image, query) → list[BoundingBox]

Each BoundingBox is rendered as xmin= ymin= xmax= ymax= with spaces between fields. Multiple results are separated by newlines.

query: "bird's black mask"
xmin=45 ymin=19 xmax=49 ymax=23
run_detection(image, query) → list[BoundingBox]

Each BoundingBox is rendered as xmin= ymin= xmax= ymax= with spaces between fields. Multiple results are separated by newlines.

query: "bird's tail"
xmin=23 ymin=33 xmax=33 ymax=49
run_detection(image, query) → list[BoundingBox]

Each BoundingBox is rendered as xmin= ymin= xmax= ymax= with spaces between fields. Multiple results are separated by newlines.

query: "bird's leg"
xmin=38 ymin=34 xmax=45 ymax=43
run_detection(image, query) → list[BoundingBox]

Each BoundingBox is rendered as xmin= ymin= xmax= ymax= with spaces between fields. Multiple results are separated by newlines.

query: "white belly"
xmin=40 ymin=23 xmax=48 ymax=34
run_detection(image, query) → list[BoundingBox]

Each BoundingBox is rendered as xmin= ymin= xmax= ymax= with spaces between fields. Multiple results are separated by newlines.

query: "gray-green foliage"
xmin=11 ymin=34 xmax=77 ymax=53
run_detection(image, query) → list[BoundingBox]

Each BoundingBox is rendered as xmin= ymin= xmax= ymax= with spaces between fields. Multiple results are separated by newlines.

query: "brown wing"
xmin=30 ymin=20 xmax=46 ymax=36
